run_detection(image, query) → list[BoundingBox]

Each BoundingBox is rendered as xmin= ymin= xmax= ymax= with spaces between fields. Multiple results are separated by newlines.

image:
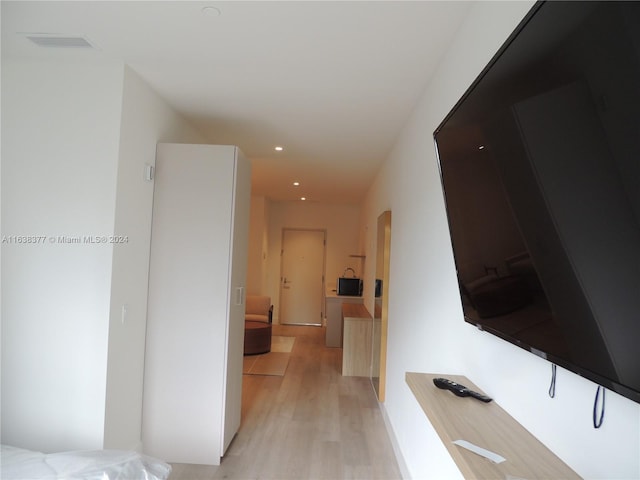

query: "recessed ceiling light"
xmin=478 ymin=145 xmax=485 ymax=150
xmin=293 ymin=181 xmax=300 ymax=186
xmin=201 ymin=6 xmax=221 ymax=17
xmin=275 ymin=146 xmax=284 ymax=151
xmin=300 ymin=197 xmax=306 ymax=201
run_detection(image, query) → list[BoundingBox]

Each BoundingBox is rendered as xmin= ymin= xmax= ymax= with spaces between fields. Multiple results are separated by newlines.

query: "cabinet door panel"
xmin=144 ymin=144 xmax=241 ymax=465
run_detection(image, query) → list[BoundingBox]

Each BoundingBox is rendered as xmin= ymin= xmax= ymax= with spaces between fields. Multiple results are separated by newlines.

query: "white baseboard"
xmin=378 ymin=401 xmax=411 ymax=479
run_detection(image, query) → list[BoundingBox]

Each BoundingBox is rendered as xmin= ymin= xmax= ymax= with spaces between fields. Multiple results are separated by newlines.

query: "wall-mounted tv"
xmin=435 ymin=1 xmax=640 ymax=405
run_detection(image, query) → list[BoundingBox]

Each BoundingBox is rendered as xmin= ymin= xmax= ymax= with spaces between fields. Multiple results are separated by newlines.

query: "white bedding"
xmin=0 ymin=445 xmax=171 ymax=480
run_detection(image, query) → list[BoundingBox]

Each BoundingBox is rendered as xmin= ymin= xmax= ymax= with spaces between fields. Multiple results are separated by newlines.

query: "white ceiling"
xmin=2 ymin=1 xmax=472 ymax=204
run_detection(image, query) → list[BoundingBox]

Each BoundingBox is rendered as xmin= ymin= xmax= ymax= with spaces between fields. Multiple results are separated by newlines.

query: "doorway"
xmin=279 ymin=228 xmax=326 ymax=326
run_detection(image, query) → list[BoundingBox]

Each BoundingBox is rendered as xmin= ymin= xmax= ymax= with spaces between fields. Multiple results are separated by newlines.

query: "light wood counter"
xmin=342 ymin=303 xmax=370 ymax=319
xmin=342 ymin=304 xmax=372 ymax=377
xmin=325 ymin=293 xmax=363 ymax=347
xmin=406 ymin=372 xmax=581 ymax=480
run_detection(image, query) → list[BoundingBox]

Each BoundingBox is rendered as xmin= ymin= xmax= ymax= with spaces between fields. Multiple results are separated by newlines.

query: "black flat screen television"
xmin=435 ymin=1 xmax=640 ymax=405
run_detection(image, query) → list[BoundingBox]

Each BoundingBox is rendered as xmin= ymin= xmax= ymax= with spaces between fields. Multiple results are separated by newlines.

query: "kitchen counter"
xmin=325 ymin=292 xmax=363 ymax=347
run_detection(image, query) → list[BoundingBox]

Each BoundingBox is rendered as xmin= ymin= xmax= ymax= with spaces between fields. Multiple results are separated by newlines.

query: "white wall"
xmin=247 ymin=195 xmax=270 ymax=295
xmin=104 ymin=66 xmax=207 ymax=450
xmin=1 ymin=58 xmax=124 ymax=452
xmin=266 ymin=201 xmax=361 ymax=322
xmin=360 ymin=155 xmax=392 ymax=314
xmin=362 ymin=2 xmax=640 ymax=479
xmin=1 ymin=59 xmax=207 ymax=453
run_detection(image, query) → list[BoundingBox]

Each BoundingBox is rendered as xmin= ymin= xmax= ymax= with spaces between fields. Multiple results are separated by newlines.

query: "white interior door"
xmin=280 ymin=229 xmax=325 ymax=325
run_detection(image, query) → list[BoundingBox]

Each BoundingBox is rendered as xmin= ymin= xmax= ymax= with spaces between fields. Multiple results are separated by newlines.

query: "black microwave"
xmin=337 ymin=277 xmax=362 ymax=296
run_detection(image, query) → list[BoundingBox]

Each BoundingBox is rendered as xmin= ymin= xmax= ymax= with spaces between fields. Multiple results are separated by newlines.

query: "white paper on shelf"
xmin=453 ymin=439 xmax=506 ymax=464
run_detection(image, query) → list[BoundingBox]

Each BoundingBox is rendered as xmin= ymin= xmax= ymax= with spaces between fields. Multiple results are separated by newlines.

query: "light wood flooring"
xmin=169 ymin=324 xmax=402 ymax=480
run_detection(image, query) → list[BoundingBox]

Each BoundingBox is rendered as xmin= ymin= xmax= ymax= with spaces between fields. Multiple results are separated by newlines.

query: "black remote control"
xmin=433 ymin=377 xmax=493 ymax=403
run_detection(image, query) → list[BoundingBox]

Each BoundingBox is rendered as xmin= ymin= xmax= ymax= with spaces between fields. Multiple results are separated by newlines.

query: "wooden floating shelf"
xmin=406 ymin=372 xmax=581 ymax=480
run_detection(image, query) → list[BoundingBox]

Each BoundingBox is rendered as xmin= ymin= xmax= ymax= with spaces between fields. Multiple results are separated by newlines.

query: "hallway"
xmin=169 ymin=325 xmax=402 ymax=479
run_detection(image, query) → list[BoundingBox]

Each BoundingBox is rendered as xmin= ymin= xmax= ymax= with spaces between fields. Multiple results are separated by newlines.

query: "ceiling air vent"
xmin=26 ymin=35 xmax=94 ymax=48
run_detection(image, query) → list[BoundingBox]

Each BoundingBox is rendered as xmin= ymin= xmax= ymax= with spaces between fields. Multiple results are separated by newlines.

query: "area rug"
xmin=243 ymin=336 xmax=295 ymax=376
xmin=271 ymin=335 xmax=295 ymax=353
xmin=243 ymin=352 xmax=290 ymax=376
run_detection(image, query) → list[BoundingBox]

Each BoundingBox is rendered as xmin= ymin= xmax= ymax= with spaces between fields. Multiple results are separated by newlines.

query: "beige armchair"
xmin=245 ymin=295 xmax=273 ymax=324
xmin=244 ymin=295 xmax=273 ymax=355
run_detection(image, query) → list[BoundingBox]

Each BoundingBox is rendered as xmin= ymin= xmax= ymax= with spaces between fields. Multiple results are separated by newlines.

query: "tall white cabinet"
xmin=142 ymin=144 xmax=250 ymax=465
